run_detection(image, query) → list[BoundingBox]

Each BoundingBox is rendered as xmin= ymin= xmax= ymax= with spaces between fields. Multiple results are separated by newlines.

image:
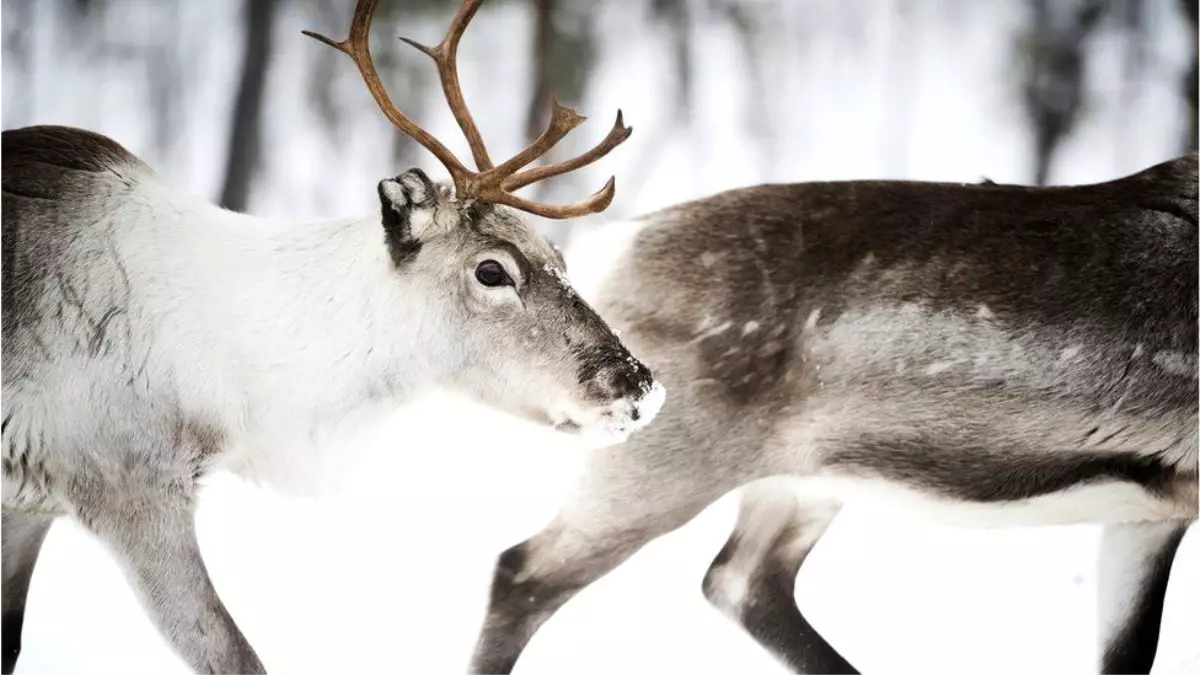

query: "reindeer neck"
xmin=136 ymin=183 xmax=441 ymax=417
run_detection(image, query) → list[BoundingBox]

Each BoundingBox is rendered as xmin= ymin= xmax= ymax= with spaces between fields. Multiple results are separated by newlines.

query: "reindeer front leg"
xmin=2 ymin=510 xmax=54 ymax=674
xmin=81 ymin=495 xmax=263 ymax=674
xmin=702 ymin=479 xmax=855 ymax=674
xmin=1097 ymin=520 xmax=1191 ymax=674
xmin=70 ymin=439 xmax=265 ymax=675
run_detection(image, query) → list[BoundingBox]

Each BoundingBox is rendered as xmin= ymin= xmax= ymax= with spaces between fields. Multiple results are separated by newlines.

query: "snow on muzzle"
xmin=550 ymin=341 xmax=667 ymax=449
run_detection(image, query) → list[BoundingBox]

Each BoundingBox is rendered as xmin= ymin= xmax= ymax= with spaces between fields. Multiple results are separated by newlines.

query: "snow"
xmin=12 ymin=398 xmax=1200 ymax=673
xmin=5 ymin=0 xmax=1198 ymax=672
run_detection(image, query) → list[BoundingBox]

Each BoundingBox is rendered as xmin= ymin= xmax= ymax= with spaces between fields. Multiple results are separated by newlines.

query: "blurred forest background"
xmin=3 ymin=4 xmax=1200 ymax=674
xmin=2 ymin=0 xmax=1197 ymax=247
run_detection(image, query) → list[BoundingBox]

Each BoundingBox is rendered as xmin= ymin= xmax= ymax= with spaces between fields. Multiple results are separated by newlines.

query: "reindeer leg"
xmin=1097 ymin=519 xmax=1191 ymax=674
xmin=467 ymin=390 xmax=765 ymax=675
xmin=2 ymin=510 xmax=54 ymax=675
xmin=702 ymin=478 xmax=855 ymax=674
xmin=80 ymin=494 xmax=264 ymax=674
xmin=468 ymin=480 xmax=731 ymax=674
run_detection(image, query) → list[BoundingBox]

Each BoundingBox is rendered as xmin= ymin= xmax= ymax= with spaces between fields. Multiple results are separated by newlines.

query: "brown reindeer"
xmin=468 ymin=154 xmax=1198 ymax=674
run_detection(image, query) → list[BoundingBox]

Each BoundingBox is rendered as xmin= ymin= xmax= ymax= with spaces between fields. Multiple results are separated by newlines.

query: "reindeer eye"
xmin=474 ymin=260 xmax=511 ymax=288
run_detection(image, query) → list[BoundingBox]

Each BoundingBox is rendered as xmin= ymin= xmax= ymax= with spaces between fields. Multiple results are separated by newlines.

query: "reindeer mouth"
xmin=548 ymin=380 xmax=667 ymax=449
xmin=553 ymin=419 xmax=582 ymax=434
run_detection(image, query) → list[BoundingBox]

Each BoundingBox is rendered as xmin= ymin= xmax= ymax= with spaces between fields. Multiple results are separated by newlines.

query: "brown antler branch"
xmin=502 ymin=110 xmax=632 ymax=192
xmin=305 ymin=0 xmax=632 ymax=220
xmin=481 ymin=97 xmax=586 ymax=181
xmin=397 ymin=0 xmax=493 ymax=171
xmin=302 ymin=0 xmax=470 ymax=184
xmin=491 ymin=177 xmax=617 ymax=219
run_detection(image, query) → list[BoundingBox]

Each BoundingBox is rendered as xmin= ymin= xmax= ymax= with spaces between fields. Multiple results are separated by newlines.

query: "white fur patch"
xmin=691 ymin=321 xmax=732 ymax=343
xmin=791 ymin=475 xmax=1194 ymax=528
xmin=804 ymin=307 xmax=822 ymax=331
xmin=378 ymin=179 xmax=409 ymax=207
xmin=923 ymin=360 xmax=957 ymax=375
xmin=704 ymin=565 xmax=750 ymax=617
xmin=1153 ymin=350 xmax=1197 ymax=378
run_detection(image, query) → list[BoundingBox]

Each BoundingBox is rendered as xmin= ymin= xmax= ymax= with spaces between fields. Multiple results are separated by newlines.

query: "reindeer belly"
xmin=794 ymin=471 xmax=1195 ymax=528
xmin=769 ymin=300 xmax=1198 ymax=526
xmin=782 ymin=391 xmax=1197 ymax=527
xmin=780 ymin=386 xmax=1197 ymax=527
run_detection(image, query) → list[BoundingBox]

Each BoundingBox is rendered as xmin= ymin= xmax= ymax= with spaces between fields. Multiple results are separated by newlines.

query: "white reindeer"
xmin=0 ymin=1 xmax=665 ymax=672
xmin=468 ymin=154 xmax=1198 ymax=674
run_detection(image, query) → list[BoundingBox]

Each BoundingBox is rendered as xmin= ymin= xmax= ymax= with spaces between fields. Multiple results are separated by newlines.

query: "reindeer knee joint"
xmin=702 ymin=561 xmax=751 ymax=618
xmin=494 ymin=544 xmax=529 ymax=585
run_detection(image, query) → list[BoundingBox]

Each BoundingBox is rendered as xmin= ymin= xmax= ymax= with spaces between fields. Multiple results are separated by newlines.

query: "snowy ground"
xmin=13 ymin=395 xmax=1200 ymax=675
xmin=13 ymin=231 xmax=1200 ymax=673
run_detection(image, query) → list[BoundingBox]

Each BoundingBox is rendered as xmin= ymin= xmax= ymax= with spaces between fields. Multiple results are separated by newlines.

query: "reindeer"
xmin=0 ymin=1 xmax=666 ymax=672
xmin=468 ymin=154 xmax=1198 ymax=674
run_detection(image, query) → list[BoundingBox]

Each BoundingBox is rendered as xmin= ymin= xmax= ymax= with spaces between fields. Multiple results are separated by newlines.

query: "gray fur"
xmin=1 ymin=125 xmax=662 ymax=674
xmin=2 ymin=511 xmax=53 ymax=674
xmin=469 ymin=154 xmax=1198 ymax=673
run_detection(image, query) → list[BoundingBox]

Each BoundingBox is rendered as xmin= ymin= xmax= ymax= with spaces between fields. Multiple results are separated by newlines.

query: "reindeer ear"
xmin=377 ymin=168 xmax=438 ymax=266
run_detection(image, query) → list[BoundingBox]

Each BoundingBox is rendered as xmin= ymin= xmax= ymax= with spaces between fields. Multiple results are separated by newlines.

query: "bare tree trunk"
xmin=1 ymin=0 xmax=36 ymax=128
xmin=1020 ymin=0 xmax=1109 ymax=185
xmin=1181 ymin=0 xmax=1198 ymax=151
xmin=219 ymin=0 xmax=280 ymax=212
xmin=657 ymin=0 xmax=693 ymax=122
xmin=521 ymin=0 xmax=598 ymax=246
xmin=521 ymin=0 xmax=598 ymax=160
xmin=620 ymin=0 xmax=694 ymax=214
xmin=149 ymin=0 xmax=183 ymax=166
xmin=716 ymin=0 xmax=774 ymax=177
xmin=525 ymin=0 xmax=556 ymax=144
xmin=1112 ymin=0 xmax=1148 ymax=170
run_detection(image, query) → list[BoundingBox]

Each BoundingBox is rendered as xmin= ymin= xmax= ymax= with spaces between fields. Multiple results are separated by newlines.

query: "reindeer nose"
xmin=602 ymin=353 xmax=655 ymax=404
xmin=596 ymin=363 xmax=665 ymax=442
xmin=564 ymin=343 xmax=666 ymax=448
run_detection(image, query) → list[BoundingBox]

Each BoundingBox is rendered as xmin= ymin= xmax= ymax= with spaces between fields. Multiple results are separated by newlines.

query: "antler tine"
xmin=479 ymin=96 xmax=586 ymax=182
xmin=468 ymin=97 xmax=629 ymax=220
xmin=307 ymin=0 xmax=631 ymax=219
xmin=469 ymin=98 xmax=630 ymax=220
xmin=501 ymin=110 xmax=632 ymax=192
xmin=399 ymin=0 xmax=493 ymax=171
xmin=303 ymin=0 xmax=471 ymax=185
xmin=490 ymin=176 xmax=618 ymax=220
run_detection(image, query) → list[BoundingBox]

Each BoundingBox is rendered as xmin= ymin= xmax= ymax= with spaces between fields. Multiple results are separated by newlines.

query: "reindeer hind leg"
xmin=1097 ymin=519 xmax=1191 ymax=675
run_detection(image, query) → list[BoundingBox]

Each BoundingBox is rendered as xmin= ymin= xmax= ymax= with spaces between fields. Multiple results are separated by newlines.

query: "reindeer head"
xmin=306 ymin=0 xmax=663 ymax=446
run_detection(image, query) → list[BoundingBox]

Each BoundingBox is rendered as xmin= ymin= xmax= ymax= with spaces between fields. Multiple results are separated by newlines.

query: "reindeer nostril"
xmin=575 ymin=341 xmax=656 ymax=403
xmin=606 ymin=362 xmax=653 ymax=401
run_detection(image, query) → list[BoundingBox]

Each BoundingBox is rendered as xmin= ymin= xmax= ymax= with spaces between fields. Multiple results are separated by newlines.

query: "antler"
xmin=304 ymin=0 xmax=632 ymax=219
